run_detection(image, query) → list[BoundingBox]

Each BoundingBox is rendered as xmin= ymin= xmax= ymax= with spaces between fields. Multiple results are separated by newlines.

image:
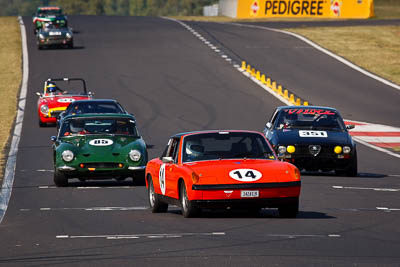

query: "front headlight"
xmin=343 ymin=146 xmax=351 ymax=154
xmin=334 ymin=146 xmax=343 ymax=154
xmin=287 ymin=145 xmax=295 ymax=154
xmin=66 ymin=32 xmax=72 ymax=39
xmin=39 ymin=33 xmax=45 ymax=39
xmin=62 ymin=150 xmax=74 ymax=162
xmin=40 ymin=104 xmax=49 ymax=115
xmin=278 ymin=146 xmax=287 ymax=154
xmin=129 ymin=150 xmax=141 ymax=161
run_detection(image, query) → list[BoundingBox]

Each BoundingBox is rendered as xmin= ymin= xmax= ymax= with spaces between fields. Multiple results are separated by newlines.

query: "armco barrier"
xmin=220 ymin=0 xmax=374 ymax=19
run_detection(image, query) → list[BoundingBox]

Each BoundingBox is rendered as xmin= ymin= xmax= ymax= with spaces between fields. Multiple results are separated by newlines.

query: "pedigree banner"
xmin=235 ymin=0 xmax=374 ymax=19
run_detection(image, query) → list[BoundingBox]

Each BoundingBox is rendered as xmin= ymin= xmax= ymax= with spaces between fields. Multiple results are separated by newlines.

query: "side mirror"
xmin=266 ymin=122 xmax=272 ymax=129
xmin=346 ymin=125 xmax=355 ymax=130
xmin=51 ymin=136 xmax=57 ymax=142
xmin=162 ymin=156 xmax=174 ymax=163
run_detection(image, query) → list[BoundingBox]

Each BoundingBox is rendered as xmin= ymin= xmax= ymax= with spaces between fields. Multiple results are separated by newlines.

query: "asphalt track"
xmin=0 ymin=16 xmax=399 ymax=266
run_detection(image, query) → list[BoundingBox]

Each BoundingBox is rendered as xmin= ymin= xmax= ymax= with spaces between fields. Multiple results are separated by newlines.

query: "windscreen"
xmin=38 ymin=9 xmax=62 ymax=16
xmin=60 ymin=118 xmax=138 ymax=137
xmin=276 ymin=109 xmax=345 ymax=131
xmin=182 ymin=132 xmax=275 ymax=163
xmin=45 ymin=80 xmax=86 ymax=96
xmin=67 ymin=102 xmax=124 ymax=115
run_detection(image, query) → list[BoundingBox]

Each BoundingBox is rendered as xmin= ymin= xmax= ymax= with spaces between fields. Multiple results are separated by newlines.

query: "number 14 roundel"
xmin=229 ymin=169 xmax=262 ymax=182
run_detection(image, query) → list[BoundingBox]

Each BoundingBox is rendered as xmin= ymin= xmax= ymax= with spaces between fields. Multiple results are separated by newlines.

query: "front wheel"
xmin=180 ymin=181 xmax=199 ymax=218
xmin=148 ymin=176 xmax=168 ymax=213
xmin=278 ymin=198 xmax=299 ymax=218
xmin=38 ymin=119 xmax=46 ymax=127
xmin=54 ymin=169 xmax=68 ymax=187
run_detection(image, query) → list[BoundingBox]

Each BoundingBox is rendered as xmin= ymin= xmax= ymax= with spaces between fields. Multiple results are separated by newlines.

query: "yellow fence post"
xmin=289 ymin=94 xmax=295 ymax=104
xmin=261 ymin=74 xmax=266 ymax=84
xmin=283 ymin=89 xmax=288 ymax=99
xmin=267 ymin=78 xmax=271 ymax=87
xmin=241 ymin=61 xmax=246 ymax=71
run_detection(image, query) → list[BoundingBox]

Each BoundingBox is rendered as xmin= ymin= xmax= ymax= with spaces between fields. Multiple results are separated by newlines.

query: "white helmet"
xmin=185 ymin=139 xmax=204 ymax=159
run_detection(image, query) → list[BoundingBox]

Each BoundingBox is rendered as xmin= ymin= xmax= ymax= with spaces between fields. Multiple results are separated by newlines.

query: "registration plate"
xmin=240 ymin=190 xmax=259 ymax=198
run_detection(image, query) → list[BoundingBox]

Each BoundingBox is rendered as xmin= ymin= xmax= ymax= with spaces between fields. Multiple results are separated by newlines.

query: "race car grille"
xmin=295 ymin=145 xmax=337 ymax=157
xmin=82 ymin=163 xmax=123 ymax=169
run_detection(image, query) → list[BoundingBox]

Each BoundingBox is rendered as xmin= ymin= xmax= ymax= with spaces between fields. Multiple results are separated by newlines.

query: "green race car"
xmin=33 ymin=6 xmax=67 ymax=34
xmin=52 ymin=113 xmax=147 ymax=186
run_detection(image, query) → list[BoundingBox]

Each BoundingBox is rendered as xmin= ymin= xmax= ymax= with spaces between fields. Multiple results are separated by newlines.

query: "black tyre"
xmin=54 ymin=169 xmax=68 ymax=187
xmin=38 ymin=119 xmax=46 ymax=127
xmin=180 ymin=181 xmax=199 ymax=218
xmin=278 ymin=198 xmax=299 ymax=218
xmin=132 ymin=171 xmax=146 ymax=186
xmin=346 ymin=150 xmax=358 ymax=177
xmin=148 ymin=176 xmax=168 ymax=213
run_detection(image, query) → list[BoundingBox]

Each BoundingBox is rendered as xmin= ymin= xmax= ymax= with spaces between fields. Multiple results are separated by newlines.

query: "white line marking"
xmin=333 ymin=186 xmax=400 ymax=192
xmin=56 ymin=232 xmax=225 ymax=240
xmin=268 ymin=234 xmax=340 ymax=238
xmin=0 ymin=17 xmax=28 ymax=224
xmin=36 ymin=169 xmax=53 ymax=172
xmin=376 ymin=207 xmax=400 ymax=213
xmin=40 ymin=206 xmax=148 ymax=211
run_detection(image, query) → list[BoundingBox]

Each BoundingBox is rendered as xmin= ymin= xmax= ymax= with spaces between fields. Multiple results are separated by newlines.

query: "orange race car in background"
xmin=145 ymin=130 xmax=301 ymax=218
xmin=36 ymin=78 xmax=93 ymax=127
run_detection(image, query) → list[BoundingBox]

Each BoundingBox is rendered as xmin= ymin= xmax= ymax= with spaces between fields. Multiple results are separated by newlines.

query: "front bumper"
xmin=38 ymin=37 xmax=72 ymax=46
xmin=189 ymin=181 xmax=301 ymax=209
xmin=57 ymin=164 xmax=146 ymax=179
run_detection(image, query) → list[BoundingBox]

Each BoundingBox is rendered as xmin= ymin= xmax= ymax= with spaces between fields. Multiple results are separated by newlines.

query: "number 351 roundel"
xmin=229 ymin=169 xmax=262 ymax=182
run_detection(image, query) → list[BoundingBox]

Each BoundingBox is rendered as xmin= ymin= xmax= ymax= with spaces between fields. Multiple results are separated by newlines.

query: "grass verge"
xmin=0 ymin=17 xmax=21 ymax=185
xmin=285 ymin=25 xmax=400 ymax=85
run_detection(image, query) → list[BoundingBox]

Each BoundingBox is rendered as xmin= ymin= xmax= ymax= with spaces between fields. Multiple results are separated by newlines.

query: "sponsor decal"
xmin=57 ymin=98 xmax=75 ymax=103
xmin=284 ymin=109 xmax=336 ymax=115
xmin=159 ymin=164 xmax=166 ymax=195
xmin=250 ymin=0 xmax=260 ymax=16
xmin=89 ymin=139 xmax=114 ymax=146
xmin=229 ymin=169 xmax=262 ymax=182
xmin=330 ymin=0 xmax=342 ymax=17
xmin=49 ymin=31 xmax=62 ymax=36
xmin=299 ymin=130 xmax=328 ymax=137
xmin=265 ymin=0 xmax=324 ymax=16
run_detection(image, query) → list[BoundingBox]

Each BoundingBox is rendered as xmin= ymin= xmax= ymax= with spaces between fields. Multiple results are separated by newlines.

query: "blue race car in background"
xmin=263 ymin=106 xmax=357 ymax=176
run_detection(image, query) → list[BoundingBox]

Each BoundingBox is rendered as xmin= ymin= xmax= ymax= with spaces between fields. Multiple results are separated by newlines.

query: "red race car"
xmin=36 ymin=78 xmax=93 ymax=127
xmin=145 ymin=130 xmax=301 ymax=218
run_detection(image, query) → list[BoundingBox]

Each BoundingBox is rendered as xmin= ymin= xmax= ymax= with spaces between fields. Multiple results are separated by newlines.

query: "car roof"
xmin=63 ymin=113 xmax=135 ymax=120
xmin=171 ymin=130 xmax=264 ymax=139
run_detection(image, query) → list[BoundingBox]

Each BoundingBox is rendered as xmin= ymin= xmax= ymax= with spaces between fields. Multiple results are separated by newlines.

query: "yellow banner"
xmin=236 ymin=0 xmax=374 ymax=19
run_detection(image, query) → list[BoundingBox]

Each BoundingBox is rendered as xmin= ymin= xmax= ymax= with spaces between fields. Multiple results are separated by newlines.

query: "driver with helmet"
xmin=185 ymin=139 xmax=205 ymax=161
xmin=46 ymin=82 xmax=65 ymax=95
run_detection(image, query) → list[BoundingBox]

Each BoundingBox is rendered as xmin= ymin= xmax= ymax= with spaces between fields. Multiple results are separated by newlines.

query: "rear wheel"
xmin=278 ymin=198 xmax=299 ymax=218
xmin=180 ymin=181 xmax=199 ymax=218
xmin=148 ymin=176 xmax=168 ymax=213
xmin=54 ymin=169 xmax=68 ymax=187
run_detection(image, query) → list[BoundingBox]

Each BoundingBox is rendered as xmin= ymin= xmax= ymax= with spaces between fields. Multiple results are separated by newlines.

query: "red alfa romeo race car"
xmin=145 ymin=130 xmax=301 ymax=218
xmin=36 ymin=78 xmax=93 ymax=127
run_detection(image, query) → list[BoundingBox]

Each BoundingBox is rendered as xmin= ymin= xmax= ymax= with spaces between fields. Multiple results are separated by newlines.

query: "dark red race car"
xmin=36 ymin=78 xmax=93 ymax=127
